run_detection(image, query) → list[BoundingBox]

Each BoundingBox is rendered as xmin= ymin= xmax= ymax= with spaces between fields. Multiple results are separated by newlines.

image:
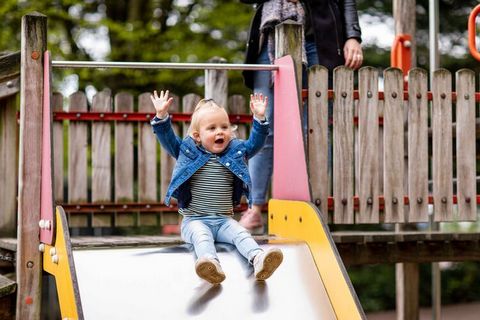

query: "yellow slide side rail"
xmin=269 ymin=199 xmax=365 ymax=320
xmin=43 ymin=206 xmax=82 ymax=319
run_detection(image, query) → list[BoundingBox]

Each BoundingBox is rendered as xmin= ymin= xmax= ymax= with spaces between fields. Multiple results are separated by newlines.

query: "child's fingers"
xmin=264 ymin=96 xmax=268 ymax=107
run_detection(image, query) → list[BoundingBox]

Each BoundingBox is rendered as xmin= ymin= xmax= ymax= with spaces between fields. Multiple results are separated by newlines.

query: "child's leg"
xmin=216 ymin=218 xmax=263 ymax=263
xmin=181 ymin=217 xmax=218 ymax=261
xmin=217 ymin=218 xmax=283 ymax=280
xmin=181 ymin=217 xmax=225 ymax=284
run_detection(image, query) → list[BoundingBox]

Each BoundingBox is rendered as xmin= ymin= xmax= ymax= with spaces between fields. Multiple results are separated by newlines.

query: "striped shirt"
xmin=179 ymin=155 xmax=234 ymax=216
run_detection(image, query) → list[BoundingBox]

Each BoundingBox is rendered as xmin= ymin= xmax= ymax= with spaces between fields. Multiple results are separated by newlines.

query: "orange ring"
xmin=468 ymin=5 xmax=480 ymax=61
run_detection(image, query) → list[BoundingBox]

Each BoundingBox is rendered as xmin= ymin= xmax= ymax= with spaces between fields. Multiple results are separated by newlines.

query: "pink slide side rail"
xmin=40 ymin=50 xmax=55 ymax=245
xmin=272 ymin=55 xmax=310 ymax=201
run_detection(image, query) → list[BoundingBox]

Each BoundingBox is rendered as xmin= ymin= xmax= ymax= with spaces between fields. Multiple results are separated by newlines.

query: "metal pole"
xmin=51 ymin=60 xmax=278 ymax=71
xmin=429 ymin=0 xmax=440 ymax=79
xmin=429 ymin=1 xmax=441 ymax=319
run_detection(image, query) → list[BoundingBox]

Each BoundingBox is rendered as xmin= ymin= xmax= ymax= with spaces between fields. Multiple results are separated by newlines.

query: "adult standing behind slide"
xmin=239 ymin=0 xmax=363 ymax=231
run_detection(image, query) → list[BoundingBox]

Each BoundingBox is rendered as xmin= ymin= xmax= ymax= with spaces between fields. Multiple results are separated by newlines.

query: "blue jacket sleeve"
xmin=151 ymin=116 xmax=182 ymax=159
xmin=244 ymin=118 xmax=269 ymax=160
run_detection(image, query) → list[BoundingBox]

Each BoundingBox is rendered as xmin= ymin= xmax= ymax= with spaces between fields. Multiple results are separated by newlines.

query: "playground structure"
xmin=1 ymin=9 xmax=480 ymax=319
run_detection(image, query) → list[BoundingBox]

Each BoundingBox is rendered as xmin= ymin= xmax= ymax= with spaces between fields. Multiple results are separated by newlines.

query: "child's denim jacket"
xmin=151 ymin=116 xmax=269 ymax=209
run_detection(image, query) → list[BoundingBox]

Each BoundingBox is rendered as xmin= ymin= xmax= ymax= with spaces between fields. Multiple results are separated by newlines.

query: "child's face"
xmin=193 ymin=108 xmax=232 ymax=154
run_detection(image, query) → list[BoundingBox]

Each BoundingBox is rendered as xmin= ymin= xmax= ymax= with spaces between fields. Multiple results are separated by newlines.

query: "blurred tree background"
xmin=2 ymin=0 xmax=480 ymax=100
xmin=2 ymin=0 xmax=480 ymax=312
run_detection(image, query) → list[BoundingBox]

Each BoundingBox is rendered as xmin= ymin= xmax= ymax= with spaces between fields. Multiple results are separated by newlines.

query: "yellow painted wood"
xmin=269 ymin=199 xmax=365 ymax=320
xmin=43 ymin=206 xmax=82 ymax=319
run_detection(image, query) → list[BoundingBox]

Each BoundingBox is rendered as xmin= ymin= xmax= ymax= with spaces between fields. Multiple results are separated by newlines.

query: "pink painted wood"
xmin=272 ymin=55 xmax=310 ymax=201
xmin=40 ymin=51 xmax=55 ymax=244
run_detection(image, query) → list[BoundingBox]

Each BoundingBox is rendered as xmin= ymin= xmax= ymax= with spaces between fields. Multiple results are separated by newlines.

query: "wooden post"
xmin=205 ymin=57 xmax=228 ymax=109
xmin=393 ymin=0 xmax=417 ymax=67
xmin=393 ymin=1 xmax=419 ymax=319
xmin=17 ymin=12 xmax=47 ymax=319
xmin=275 ymin=21 xmax=303 ymax=104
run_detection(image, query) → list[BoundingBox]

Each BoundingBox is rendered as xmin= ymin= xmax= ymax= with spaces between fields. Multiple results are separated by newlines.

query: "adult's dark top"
xmin=241 ymin=0 xmax=362 ymax=89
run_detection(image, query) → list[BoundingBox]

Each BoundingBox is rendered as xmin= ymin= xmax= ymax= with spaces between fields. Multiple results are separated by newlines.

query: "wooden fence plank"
xmin=357 ymin=67 xmax=379 ymax=223
xmin=307 ymin=65 xmax=329 ymax=220
xmin=229 ymin=94 xmax=248 ymax=205
xmin=333 ymin=66 xmax=354 ymax=223
xmin=91 ymin=89 xmax=112 ymax=227
xmin=114 ymin=92 xmax=135 ymax=227
xmin=137 ymin=93 xmax=158 ymax=226
xmin=383 ymin=68 xmax=405 ymax=223
xmin=0 ymin=94 xmax=18 ymax=237
xmin=455 ymin=69 xmax=476 ymax=221
xmin=229 ymin=95 xmax=248 ymax=140
xmin=407 ymin=68 xmax=429 ymax=222
xmin=205 ymin=57 xmax=228 ymax=109
xmin=160 ymin=94 xmax=179 ymax=226
xmin=67 ymin=92 xmax=89 ymax=227
xmin=182 ymin=93 xmax=201 ymax=138
xmin=17 ymin=12 xmax=46 ymax=319
xmin=432 ymin=69 xmax=453 ymax=221
xmin=52 ymin=93 xmax=64 ymax=204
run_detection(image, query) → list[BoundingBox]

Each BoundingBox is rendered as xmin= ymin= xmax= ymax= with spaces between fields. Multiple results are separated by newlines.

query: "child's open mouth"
xmin=215 ymin=138 xmax=224 ymax=144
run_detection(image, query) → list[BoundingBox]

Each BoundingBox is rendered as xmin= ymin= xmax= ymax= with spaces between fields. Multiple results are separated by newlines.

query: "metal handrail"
xmin=51 ymin=60 xmax=279 ymax=71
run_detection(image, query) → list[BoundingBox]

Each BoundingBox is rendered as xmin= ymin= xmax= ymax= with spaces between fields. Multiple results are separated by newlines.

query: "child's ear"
xmin=192 ymin=131 xmax=201 ymax=143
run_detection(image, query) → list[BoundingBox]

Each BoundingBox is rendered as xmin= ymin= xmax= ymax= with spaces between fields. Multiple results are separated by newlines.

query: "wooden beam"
xmin=17 ymin=12 xmax=47 ymax=320
xmin=0 ymin=52 xmax=20 ymax=83
xmin=0 ymin=95 xmax=18 ymax=237
xmin=333 ymin=231 xmax=480 ymax=265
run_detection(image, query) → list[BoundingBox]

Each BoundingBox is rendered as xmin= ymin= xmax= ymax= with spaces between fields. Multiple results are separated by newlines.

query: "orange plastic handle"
xmin=468 ymin=5 xmax=480 ymax=61
xmin=391 ymin=34 xmax=411 ymax=73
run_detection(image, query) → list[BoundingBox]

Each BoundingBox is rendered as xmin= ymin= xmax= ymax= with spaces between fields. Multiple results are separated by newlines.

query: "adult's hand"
xmin=343 ymin=38 xmax=363 ymax=70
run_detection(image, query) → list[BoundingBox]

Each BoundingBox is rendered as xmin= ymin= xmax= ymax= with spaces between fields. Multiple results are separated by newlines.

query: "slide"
xmin=41 ymin=55 xmax=364 ymax=319
xmin=43 ymin=200 xmax=365 ymax=319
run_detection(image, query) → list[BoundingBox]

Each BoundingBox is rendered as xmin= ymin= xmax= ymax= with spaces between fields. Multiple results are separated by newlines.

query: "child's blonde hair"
xmin=188 ymin=99 xmax=236 ymax=137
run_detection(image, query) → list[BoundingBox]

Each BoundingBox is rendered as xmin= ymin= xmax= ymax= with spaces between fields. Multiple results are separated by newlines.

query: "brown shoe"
xmin=195 ymin=258 xmax=226 ymax=284
xmin=253 ymin=248 xmax=283 ymax=281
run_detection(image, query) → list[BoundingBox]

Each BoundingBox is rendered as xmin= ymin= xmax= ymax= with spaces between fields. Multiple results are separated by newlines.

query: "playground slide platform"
xmin=42 ymin=199 xmax=365 ymax=319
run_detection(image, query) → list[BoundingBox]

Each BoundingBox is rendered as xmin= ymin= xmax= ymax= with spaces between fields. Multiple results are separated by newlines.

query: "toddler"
xmin=150 ymin=90 xmax=283 ymax=284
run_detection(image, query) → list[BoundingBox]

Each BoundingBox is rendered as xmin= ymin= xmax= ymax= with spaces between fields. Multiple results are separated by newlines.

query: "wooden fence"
xmin=308 ymin=66 xmax=477 ymax=224
xmin=1 ymin=65 xmax=479 ymax=232
xmin=50 ymin=90 xmax=249 ymax=229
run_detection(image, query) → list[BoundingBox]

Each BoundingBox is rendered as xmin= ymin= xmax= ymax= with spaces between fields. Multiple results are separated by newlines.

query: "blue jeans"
xmin=249 ymin=40 xmax=319 ymax=205
xmin=181 ymin=215 xmax=262 ymax=263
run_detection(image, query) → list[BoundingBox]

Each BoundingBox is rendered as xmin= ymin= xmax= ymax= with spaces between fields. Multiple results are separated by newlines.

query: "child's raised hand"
xmin=150 ymin=90 xmax=174 ymax=119
xmin=249 ymin=93 xmax=268 ymax=121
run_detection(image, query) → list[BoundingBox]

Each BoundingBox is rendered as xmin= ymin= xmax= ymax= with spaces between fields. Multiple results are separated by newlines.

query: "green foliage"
xmin=349 ymin=262 xmax=480 ymax=313
xmin=348 ymin=264 xmax=397 ymax=312
xmin=441 ymin=262 xmax=480 ymax=304
xmin=0 ymin=0 xmax=255 ymax=98
xmin=2 ymin=0 xmax=480 ymax=98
